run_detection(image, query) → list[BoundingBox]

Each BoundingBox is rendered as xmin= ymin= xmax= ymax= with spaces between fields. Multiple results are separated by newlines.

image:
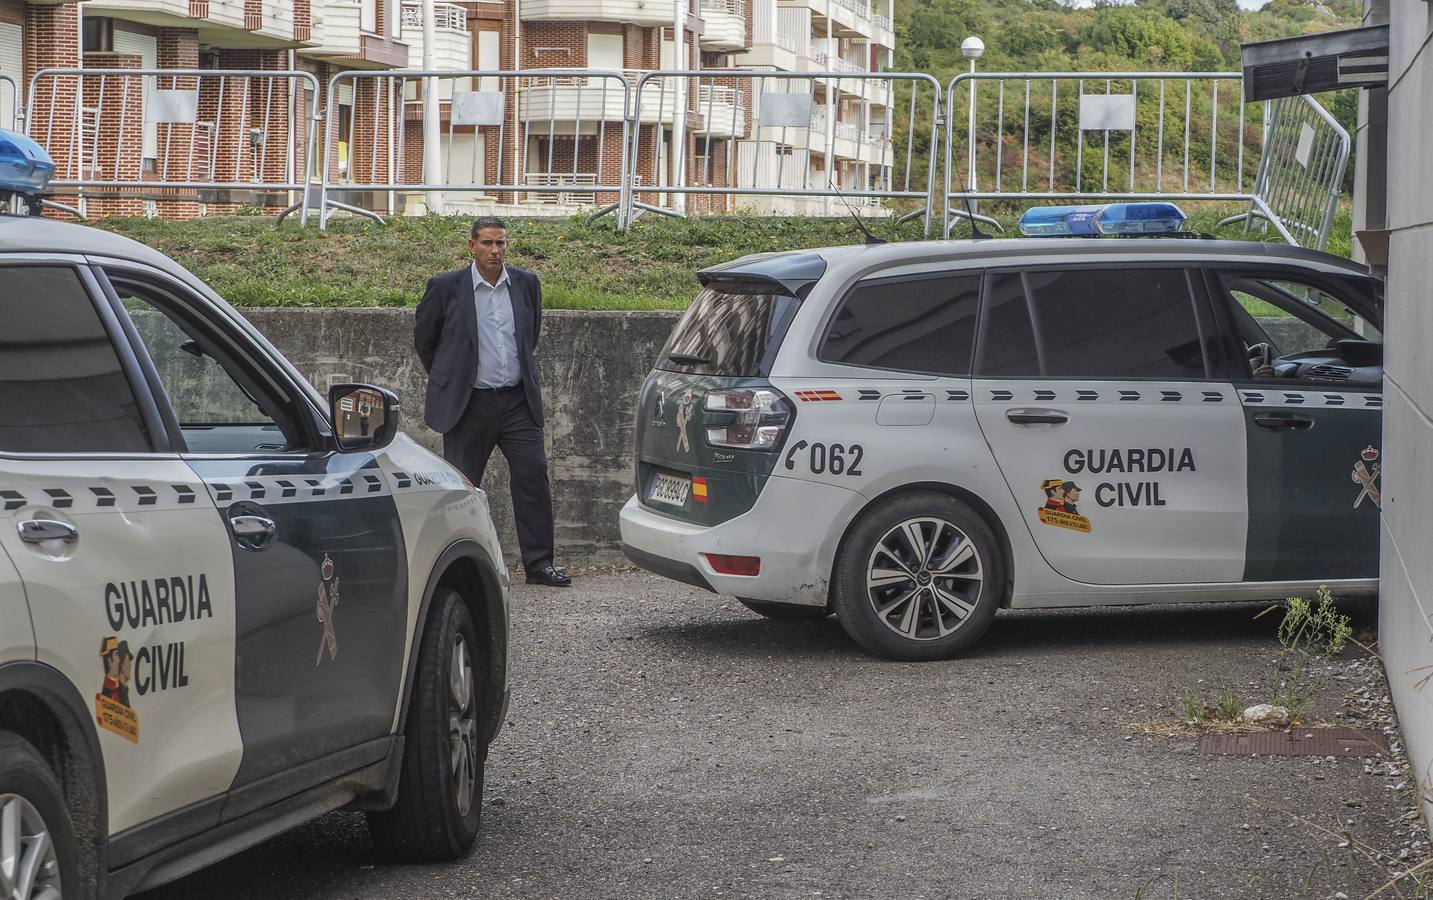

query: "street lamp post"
xmin=423 ymin=0 xmax=444 ymax=215
xmin=961 ymin=34 xmax=984 ymax=211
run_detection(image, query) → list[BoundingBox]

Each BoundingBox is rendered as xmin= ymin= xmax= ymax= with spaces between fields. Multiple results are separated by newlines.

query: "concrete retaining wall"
xmin=240 ymin=308 xmax=680 ymax=567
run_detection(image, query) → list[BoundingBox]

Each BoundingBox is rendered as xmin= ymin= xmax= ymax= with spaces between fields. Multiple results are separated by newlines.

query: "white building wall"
xmin=1372 ymin=0 xmax=1433 ymax=826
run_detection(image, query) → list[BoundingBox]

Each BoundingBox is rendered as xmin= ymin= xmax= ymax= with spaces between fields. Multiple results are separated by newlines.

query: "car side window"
xmin=976 ymin=267 xmax=1207 ymax=380
xmin=1226 ymin=278 xmax=1366 ymax=357
xmin=0 ymin=266 xmax=153 ymax=454
xmin=819 ymin=272 xmax=981 ymax=376
xmin=108 ymin=275 xmax=309 ymax=454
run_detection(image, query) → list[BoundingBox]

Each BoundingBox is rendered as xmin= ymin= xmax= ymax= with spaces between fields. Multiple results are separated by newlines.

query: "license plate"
xmin=648 ymin=473 xmax=691 ymax=508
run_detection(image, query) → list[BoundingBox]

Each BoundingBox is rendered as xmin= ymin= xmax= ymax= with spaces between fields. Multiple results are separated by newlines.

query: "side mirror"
xmin=329 ymin=384 xmax=400 ymax=452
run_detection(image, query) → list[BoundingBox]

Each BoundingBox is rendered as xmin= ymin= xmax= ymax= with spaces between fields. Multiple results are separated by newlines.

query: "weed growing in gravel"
xmin=1217 ymin=687 xmax=1243 ymax=721
xmin=1266 ymin=585 xmax=1355 ymax=719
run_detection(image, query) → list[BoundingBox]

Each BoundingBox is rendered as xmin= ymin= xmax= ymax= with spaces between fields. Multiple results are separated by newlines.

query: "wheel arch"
xmin=0 ymin=660 xmax=109 ymax=888
xmin=401 ymin=540 xmax=509 ymax=745
xmin=831 ymin=482 xmax=1015 ymax=608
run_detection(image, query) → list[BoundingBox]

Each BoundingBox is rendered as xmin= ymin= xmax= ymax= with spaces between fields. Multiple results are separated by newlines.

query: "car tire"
xmin=736 ymin=598 xmax=831 ymax=621
xmin=367 ymin=587 xmax=486 ymax=862
xmin=832 ymin=492 xmax=1004 ymax=661
xmin=0 ymin=732 xmax=80 ymax=900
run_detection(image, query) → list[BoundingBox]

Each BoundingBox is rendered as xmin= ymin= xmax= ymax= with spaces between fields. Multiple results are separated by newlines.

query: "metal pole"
xmin=672 ymin=0 xmax=687 ymax=214
xmin=966 ymin=58 xmax=976 ymax=206
xmin=422 ymin=0 xmax=444 ymax=214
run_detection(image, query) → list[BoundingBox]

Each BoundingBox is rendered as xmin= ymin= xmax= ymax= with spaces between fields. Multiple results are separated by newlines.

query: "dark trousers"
xmin=442 ymin=385 xmax=555 ymax=573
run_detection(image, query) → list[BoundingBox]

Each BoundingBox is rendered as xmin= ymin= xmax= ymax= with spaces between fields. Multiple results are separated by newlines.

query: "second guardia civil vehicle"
xmin=621 ymin=203 xmax=1384 ymax=660
xmin=0 ymin=132 xmax=510 ymax=899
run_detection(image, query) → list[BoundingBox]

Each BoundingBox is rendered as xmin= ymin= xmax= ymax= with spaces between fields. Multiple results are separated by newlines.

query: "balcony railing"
xmin=872 ymin=12 xmax=890 ymax=29
xmin=700 ymin=0 xmax=746 ymax=15
xmin=401 ymin=2 xmax=467 ymax=31
xmin=522 ymin=172 xmax=599 ymax=206
xmin=830 ymin=0 xmax=870 ymax=19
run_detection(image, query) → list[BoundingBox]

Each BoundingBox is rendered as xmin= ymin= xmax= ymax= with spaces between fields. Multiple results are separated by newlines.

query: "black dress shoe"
xmin=525 ymin=565 xmax=572 ymax=587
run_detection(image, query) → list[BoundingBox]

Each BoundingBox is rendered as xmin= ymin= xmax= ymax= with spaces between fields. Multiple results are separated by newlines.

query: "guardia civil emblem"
xmin=315 ymin=554 xmax=340 ymax=665
xmin=1352 ymin=445 xmax=1381 ymax=509
xmin=675 ymin=390 xmax=695 ymax=454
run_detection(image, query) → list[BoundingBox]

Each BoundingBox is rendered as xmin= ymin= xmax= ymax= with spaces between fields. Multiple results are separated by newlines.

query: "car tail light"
xmin=705 ymin=553 xmax=761 ymax=576
xmin=703 ymin=388 xmax=793 ymax=451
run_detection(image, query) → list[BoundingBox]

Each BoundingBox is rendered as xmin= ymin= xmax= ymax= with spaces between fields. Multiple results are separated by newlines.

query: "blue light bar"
xmin=0 ymin=130 xmax=55 ymax=201
xmin=1018 ymin=202 xmax=1187 ymax=237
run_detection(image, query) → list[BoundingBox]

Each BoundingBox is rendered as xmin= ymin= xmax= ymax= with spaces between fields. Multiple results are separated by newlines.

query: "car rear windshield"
xmin=657 ymin=284 xmax=801 ymax=377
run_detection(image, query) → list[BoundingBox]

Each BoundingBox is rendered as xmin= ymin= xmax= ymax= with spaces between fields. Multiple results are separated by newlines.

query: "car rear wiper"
xmin=666 ymin=352 xmax=711 ymax=366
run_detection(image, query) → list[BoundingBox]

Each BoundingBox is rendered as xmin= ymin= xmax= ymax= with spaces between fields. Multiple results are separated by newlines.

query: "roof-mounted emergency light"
xmin=0 ymin=130 xmax=55 ymax=214
xmin=1017 ymin=202 xmax=1187 ymax=237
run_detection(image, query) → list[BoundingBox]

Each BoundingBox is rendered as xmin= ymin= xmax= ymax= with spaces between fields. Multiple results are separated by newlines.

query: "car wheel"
xmin=0 ymin=732 xmax=79 ymax=900
xmin=736 ymin=598 xmax=831 ymax=621
xmin=367 ymin=586 xmax=486 ymax=861
xmin=832 ymin=492 xmax=1003 ymax=661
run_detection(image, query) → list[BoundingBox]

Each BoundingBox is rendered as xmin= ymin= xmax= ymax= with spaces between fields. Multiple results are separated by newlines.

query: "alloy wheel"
xmin=0 ymin=794 xmax=61 ymax=900
xmin=448 ymin=636 xmax=478 ymax=818
xmin=865 ymin=516 xmax=984 ymax=642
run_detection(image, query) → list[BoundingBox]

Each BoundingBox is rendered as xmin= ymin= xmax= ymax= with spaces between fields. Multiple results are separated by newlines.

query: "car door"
xmin=1207 ymin=267 xmax=1384 ymax=581
xmin=0 ymin=261 xmax=242 ymax=842
xmin=96 ymin=264 xmax=410 ymax=800
xmin=972 ymin=263 xmax=1248 ymax=585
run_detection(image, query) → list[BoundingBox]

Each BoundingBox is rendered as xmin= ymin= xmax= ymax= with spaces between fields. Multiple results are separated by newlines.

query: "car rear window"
xmin=819 ymin=272 xmax=981 ymax=376
xmin=658 ymin=285 xmax=801 ymax=377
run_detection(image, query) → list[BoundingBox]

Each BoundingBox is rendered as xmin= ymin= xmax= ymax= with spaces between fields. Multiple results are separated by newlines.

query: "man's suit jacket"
xmin=414 ymin=264 xmax=544 ymax=435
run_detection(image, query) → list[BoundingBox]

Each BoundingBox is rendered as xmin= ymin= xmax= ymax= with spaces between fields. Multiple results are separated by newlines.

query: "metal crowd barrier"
xmin=26 ymin=68 xmax=322 ymax=225
xmin=1218 ymin=94 xmax=1350 ymax=251
xmin=0 ymin=74 xmax=19 ymax=131
xmin=943 ymin=72 xmax=1258 ymax=237
xmin=317 ymin=69 xmax=634 ymax=230
xmin=626 ymin=70 xmax=942 ymax=232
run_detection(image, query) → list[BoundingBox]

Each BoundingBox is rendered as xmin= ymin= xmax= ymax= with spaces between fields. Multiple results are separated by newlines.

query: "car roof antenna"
xmin=959 ymin=181 xmax=993 ymax=240
xmin=828 ymin=176 xmax=886 ymax=245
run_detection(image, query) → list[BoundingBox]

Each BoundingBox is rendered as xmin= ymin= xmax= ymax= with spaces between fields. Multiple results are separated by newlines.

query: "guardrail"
xmin=943 ymin=71 xmax=1256 ymax=236
xmin=26 ymin=67 xmax=322 ymax=224
xmin=318 ymin=68 xmax=634 ymax=228
xmin=625 ymin=69 xmax=938 ymax=228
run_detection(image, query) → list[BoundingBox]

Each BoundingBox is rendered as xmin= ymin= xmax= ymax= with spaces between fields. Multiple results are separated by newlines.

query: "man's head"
xmin=1061 ymin=481 xmax=1081 ymax=504
xmin=468 ymin=216 xmax=508 ymax=282
xmin=101 ymin=637 xmax=133 ymax=681
xmin=1041 ymin=479 xmax=1065 ymax=502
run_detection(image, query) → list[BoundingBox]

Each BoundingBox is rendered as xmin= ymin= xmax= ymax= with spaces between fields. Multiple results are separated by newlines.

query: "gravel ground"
xmin=141 ymin=573 xmax=1428 ymax=900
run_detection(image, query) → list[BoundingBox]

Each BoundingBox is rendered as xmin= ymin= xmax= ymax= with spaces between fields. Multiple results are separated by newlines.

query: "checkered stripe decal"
xmin=0 ymin=483 xmax=211 ymax=514
xmin=971 ymin=384 xmax=1237 ymax=404
xmin=204 ymin=472 xmax=393 ymax=506
xmin=1237 ymin=390 xmax=1382 ymax=409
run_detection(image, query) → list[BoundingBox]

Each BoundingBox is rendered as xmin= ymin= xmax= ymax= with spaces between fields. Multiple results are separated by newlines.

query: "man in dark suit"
xmin=414 ymin=216 xmax=570 ymax=587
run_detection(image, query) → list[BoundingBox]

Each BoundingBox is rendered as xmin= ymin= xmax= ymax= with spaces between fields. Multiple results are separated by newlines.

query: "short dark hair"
xmin=471 ymin=216 xmax=507 ymax=238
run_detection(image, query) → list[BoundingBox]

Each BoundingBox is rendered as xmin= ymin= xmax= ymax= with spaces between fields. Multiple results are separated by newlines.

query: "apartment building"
xmin=1 ymin=0 xmax=896 ymax=218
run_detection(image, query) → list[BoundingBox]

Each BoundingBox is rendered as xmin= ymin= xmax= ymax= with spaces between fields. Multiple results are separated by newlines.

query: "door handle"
xmin=17 ymin=519 xmax=77 ymax=544
xmin=229 ymin=514 xmax=277 ymax=549
xmin=1253 ymin=412 xmax=1314 ymax=431
xmin=1006 ymin=408 xmax=1070 ymax=426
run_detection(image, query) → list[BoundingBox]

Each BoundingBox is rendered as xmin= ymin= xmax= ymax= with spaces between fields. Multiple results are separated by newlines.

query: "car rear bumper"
xmin=618 ymin=474 xmax=863 ymax=606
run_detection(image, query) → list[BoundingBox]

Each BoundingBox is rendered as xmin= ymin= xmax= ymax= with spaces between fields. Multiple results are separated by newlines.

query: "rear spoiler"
xmin=696 ymin=252 xmax=827 ymax=300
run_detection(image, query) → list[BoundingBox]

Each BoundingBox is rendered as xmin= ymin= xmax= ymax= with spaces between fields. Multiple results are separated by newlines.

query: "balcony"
xmin=242 ymin=0 xmax=297 ymax=45
xmin=521 ymin=0 xmax=676 ymax=27
xmin=307 ymin=0 xmax=409 ymax=68
xmin=699 ymin=0 xmax=746 ymax=51
xmin=81 ymin=0 xmax=248 ymax=36
xmin=400 ymin=3 xmax=471 ymax=73
xmin=521 ymin=173 xmax=599 ymax=207
xmin=693 ymin=84 xmax=745 ymax=136
xmin=781 ymin=0 xmax=873 ymax=40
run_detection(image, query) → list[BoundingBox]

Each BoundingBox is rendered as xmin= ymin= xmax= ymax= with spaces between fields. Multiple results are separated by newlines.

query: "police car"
xmin=620 ymin=202 xmax=1384 ymax=661
xmin=0 ymin=132 xmax=510 ymax=898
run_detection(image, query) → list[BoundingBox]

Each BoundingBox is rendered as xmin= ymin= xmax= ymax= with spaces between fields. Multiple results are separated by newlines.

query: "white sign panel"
xmin=1295 ymin=122 xmax=1316 ymax=169
xmin=758 ymin=93 xmax=814 ymax=129
xmin=147 ymin=89 xmax=199 ymax=124
xmin=452 ymin=91 xmax=505 ymax=127
xmin=1079 ymin=94 xmax=1136 ymax=132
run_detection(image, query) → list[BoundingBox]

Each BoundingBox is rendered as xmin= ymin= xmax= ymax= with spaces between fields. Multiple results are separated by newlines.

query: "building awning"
xmin=1241 ymin=24 xmax=1389 ymax=100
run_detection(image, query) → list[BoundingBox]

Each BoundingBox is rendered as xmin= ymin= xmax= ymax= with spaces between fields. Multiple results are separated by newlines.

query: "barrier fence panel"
xmin=26 ymin=68 xmax=321 ymax=224
xmin=317 ymin=69 xmax=634 ymax=230
xmin=943 ymin=72 xmax=1259 ymax=237
xmin=626 ymin=70 xmax=942 ymax=231
xmin=0 ymin=74 xmax=18 ymax=131
xmin=1224 ymin=93 xmax=1350 ymax=251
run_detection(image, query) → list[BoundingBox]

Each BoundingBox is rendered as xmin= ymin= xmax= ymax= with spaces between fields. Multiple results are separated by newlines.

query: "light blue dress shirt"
xmin=471 ymin=262 xmax=521 ymax=389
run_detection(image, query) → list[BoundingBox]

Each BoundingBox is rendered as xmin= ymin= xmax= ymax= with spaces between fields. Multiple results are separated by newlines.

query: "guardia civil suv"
xmin=620 ymin=203 xmax=1384 ymax=661
xmin=0 ymin=133 xmax=509 ymax=898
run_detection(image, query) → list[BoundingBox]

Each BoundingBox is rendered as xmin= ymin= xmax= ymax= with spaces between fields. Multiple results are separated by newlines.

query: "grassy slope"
xmin=93 ymin=204 xmax=1353 ymax=311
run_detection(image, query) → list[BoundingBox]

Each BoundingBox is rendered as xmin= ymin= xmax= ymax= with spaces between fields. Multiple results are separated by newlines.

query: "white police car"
xmin=620 ymin=203 xmax=1384 ymax=661
xmin=0 ymin=132 xmax=510 ymax=898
